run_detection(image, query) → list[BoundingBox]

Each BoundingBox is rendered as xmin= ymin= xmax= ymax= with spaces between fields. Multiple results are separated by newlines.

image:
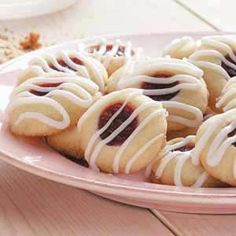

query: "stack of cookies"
xmin=7 ymin=35 xmax=236 ymax=187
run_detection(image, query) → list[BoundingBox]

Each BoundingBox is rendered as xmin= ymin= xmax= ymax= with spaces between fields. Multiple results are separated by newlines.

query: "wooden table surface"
xmin=0 ymin=0 xmax=235 ymax=235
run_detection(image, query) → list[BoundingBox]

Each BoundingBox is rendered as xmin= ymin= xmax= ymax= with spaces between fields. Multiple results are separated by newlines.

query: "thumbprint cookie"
xmin=17 ymin=65 xmax=65 ymax=85
xmin=7 ymin=74 xmax=101 ymax=136
xmin=107 ymin=58 xmax=208 ymax=131
xmin=18 ymin=50 xmax=108 ymax=92
xmin=163 ymin=36 xmax=198 ymax=59
xmin=47 ymin=126 xmax=82 ymax=159
xmin=167 ymin=107 xmax=216 ymax=140
xmin=78 ymin=37 xmax=142 ymax=76
xmin=192 ymin=109 xmax=236 ymax=186
xmin=189 ymin=36 xmax=236 ymax=111
xmin=150 ymin=135 xmax=224 ymax=187
xmin=217 ymin=76 xmax=236 ymax=112
xmin=76 ymin=88 xmax=167 ymax=174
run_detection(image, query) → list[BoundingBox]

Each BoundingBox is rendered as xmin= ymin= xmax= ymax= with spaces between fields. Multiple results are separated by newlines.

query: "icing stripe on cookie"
xmin=162 ymin=101 xmax=203 ymax=128
xmin=117 ymin=74 xmax=202 ymax=96
xmin=217 ymin=77 xmax=236 ymax=111
xmin=7 ymin=97 xmax=70 ymax=129
xmin=78 ymin=37 xmax=142 ymax=70
xmin=29 ymin=50 xmax=106 ymax=92
xmin=78 ymin=90 xmax=166 ymax=173
xmin=154 ymin=136 xmax=209 ymax=187
xmin=8 ymin=75 xmax=99 ymax=130
xmin=192 ymin=110 xmax=236 ymax=174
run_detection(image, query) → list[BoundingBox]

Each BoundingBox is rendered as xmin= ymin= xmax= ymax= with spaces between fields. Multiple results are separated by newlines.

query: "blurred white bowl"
xmin=0 ymin=0 xmax=78 ymax=20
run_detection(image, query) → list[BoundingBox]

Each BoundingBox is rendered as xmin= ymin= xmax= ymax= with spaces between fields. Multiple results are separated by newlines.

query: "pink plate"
xmin=1 ymin=32 xmax=236 ymax=214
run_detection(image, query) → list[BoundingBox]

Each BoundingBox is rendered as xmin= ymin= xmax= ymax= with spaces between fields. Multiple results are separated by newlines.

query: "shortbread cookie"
xmin=47 ymin=126 xmax=83 ymax=159
xmin=107 ymin=58 xmax=208 ymax=131
xmin=163 ymin=36 xmax=198 ymax=59
xmin=167 ymin=127 xmax=197 ymax=140
xmin=189 ymin=36 xmax=236 ymax=110
xmin=76 ymin=88 xmax=167 ymax=174
xmin=150 ymin=135 xmax=224 ymax=187
xmin=78 ymin=37 xmax=142 ymax=76
xmin=167 ymin=107 xmax=216 ymax=140
xmin=217 ymin=76 xmax=236 ymax=112
xmin=192 ymin=109 xmax=236 ymax=186
xmin=7 ymin=74 xmax=101 ymax=136
xmin=18 ymin=50 xmax=108 ymax=92
xmin=17 ymin=65 xmax=65 ymax=85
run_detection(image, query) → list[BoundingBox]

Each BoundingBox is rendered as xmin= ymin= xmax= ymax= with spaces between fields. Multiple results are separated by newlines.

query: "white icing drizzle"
xmin=145 ymin=158 xmax=157 ymax=178
xmin=115 ymin=110 xmax=165 ymax=174
xmin=191 ymin=172 xmax=209 ymax=188
xmin=155 ymin=152 xmax=193 ymax=187
xmin=206 ymin=120 xmax=236 ymax=166
xmin=190 ymin=36 xmax=236 ymax=78
xmin=166 ymin=135 xmax=195 ymax=151
xmin=30 ymin=53 xmax=71 ymax=73
xmin=154 ymin=136 xmax=209 ymax=187
xmin=78 ymin=90 xmax=166 ymax=173
xmin=89 ymin=102 xmax=154 ymax=171
xmin=81 ymin=91 xmax=141 ymax=165
xmin=191 ymin=117 xmax=221 ymax=165
xmin=162 ymin=101 xmax=203 ymax=128
xmin=59 ymin=51 xmax=90 ymax=77
xmin=112 ymin=59 xmax=204 ymax=129
xmin=91 ymin=104 xmax=165 ymax=173
xmin=174 ymin=153 xmax=190 ymax=186
xmin=223 ymin=76 xmax=236 ymax=90
xmin=190 ymin=49 xmax=235 ymax=76
xmin=162 ymin=36 xmax=197 ymax=59
xmin=201 ymin=36 xmax=236 ymax=61
xmin=117 ymin=74 xmax=202 ymax=96
xmin=78 ymin=37 xmax=142 ymax=70
xmin=124 ymin=133 xmax=164 ymax=174
xmin=79 ymin=37 xmax=141 ymax=57
xmin=17 ymin=65 xmax=72 ymax=85
xmin=191 ymin=110 xmax=236 ymax=178
xmin=153 ymin=60 xmax=203 ymax=77
xmin=29 ymin=50 xmax=105 ymax=91
xmin=217 ymin=90 xmax=236 ymax=111
xmin=224 ymin=100 xmax=236 ymax=111
xmin=7 ymin=97 xmax=70 ymax=129
xmin=8 ymin=75 xmax=99 ymax=129
xmin=189 ymin=60 xmax=230 ymax=82
xmin=113 ymin=57 xmax=204 ymax=84
xmin=217 ymin=77 xmax=236 ymax=111
xmin=155 ymin=152 xmax=176 ymax=178
xmin=19 ymin=65 xmax=50 ymax=80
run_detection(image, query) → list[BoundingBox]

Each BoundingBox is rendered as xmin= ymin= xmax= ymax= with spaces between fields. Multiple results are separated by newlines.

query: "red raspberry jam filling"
xmin=221 ymin=54 xmax=236 ymax=77
xmin=64 ymin=154 xmax=89 ymax=168
xmin=49 ymin=57 xmax=84 ymax=72
xmin=30 ymin=82 xmax=63 ymax=96
xmin=88 ymin=44 xmax=134 ymax=57
xmin=173 ymin=142 xmax=195 ymax=152
xmin=98 ymin=102 xmax=138 ymax=146
xmin=228 ymin=128 xmax=236 ymax=147
xmin=203 ymin=113 xmax=213 ymax=122
xmin=106 ymin=44 xmax=132 ymax=56
xmin=141 ymin=73 xmax=179 ymax=101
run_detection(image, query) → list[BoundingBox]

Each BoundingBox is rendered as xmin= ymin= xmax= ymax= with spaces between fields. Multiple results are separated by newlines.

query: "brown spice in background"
xmin=19 ymin=32 xmax=42 ymax=50
xmin=0 ymin=31 xmax=43 ymax=64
